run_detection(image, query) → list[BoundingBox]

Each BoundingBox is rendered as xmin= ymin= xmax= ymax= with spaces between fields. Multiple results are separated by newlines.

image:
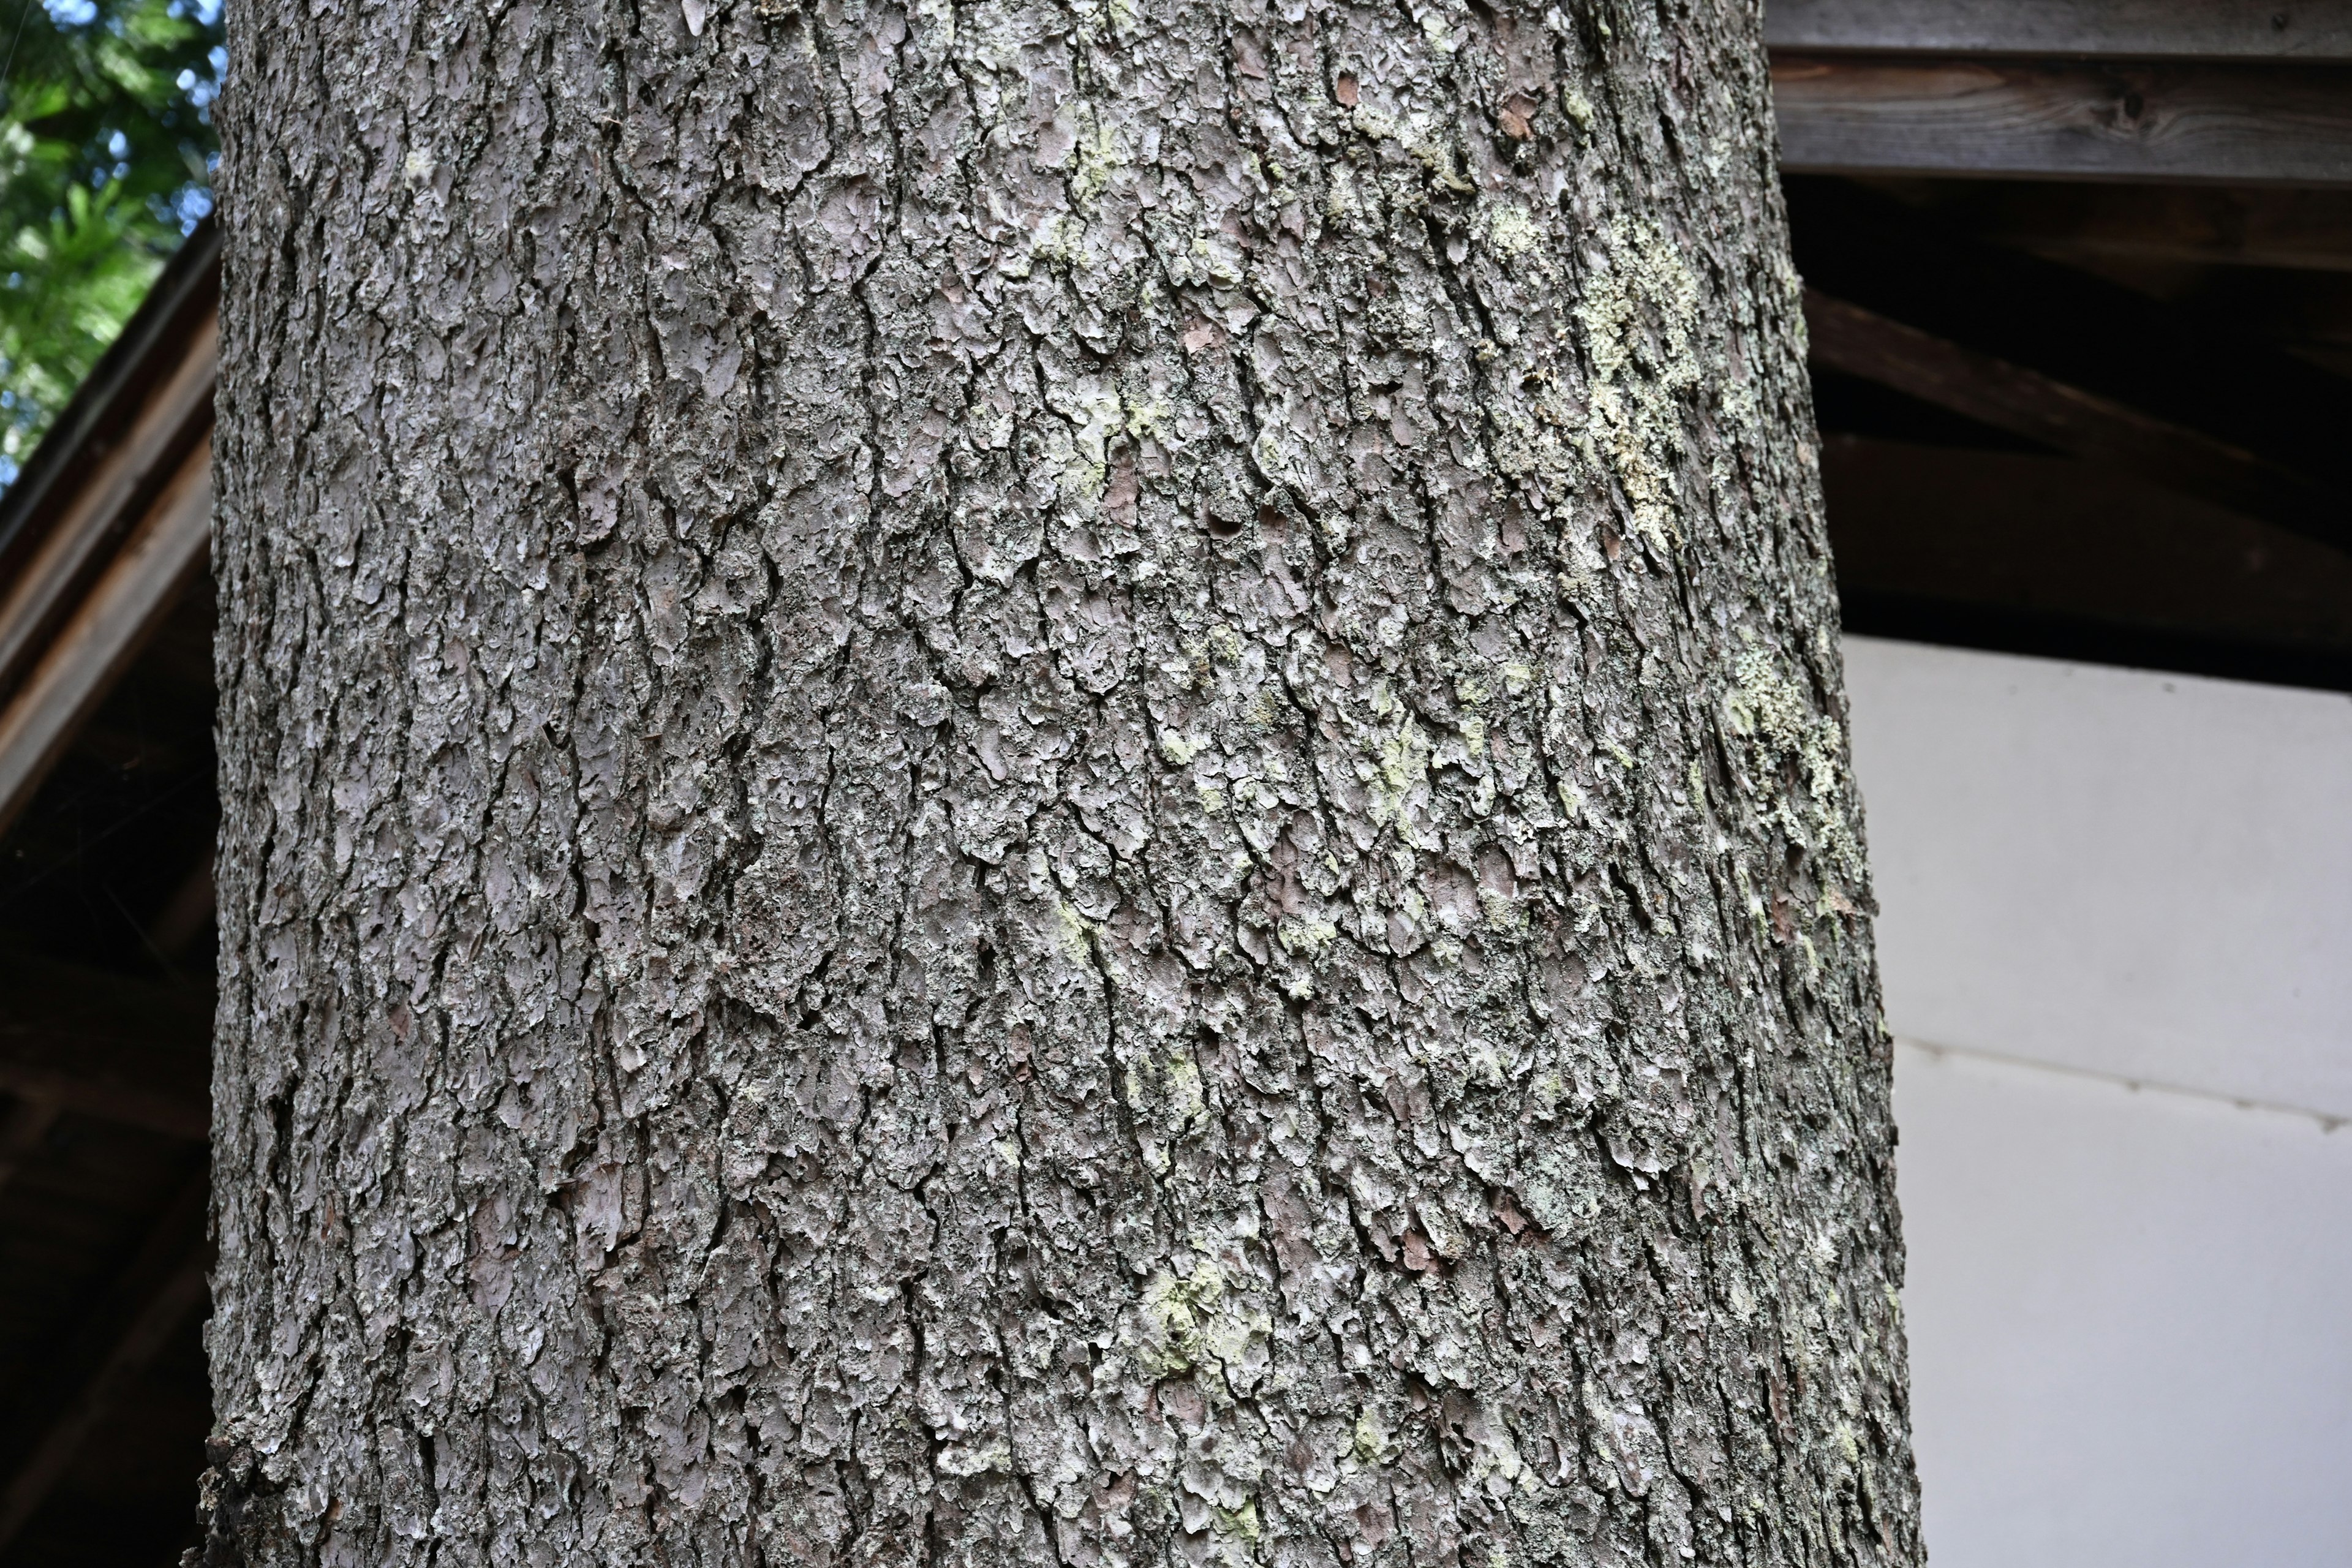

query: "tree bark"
xmin=206 ymin=0 xmax=1918 ymax=1563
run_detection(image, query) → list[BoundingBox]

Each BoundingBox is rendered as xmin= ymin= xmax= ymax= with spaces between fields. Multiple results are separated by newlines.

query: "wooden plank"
xmin=0 ymin=312 xmax=216 ymax=707
xmin=0 ymin=434 xmax=213 ymax=842
xmin=1819 ymin=435 xmax=2352 ymax=690
xmin=1784 ymin=178 xmax=2352 ymax=488
xmin=0 ymin=225 xmax=217 ymax=588
xmin=0 ymin=1172 xmax=209 ymax=1555
xmin=1773 ymin=55 xmax=2352 ymax=186
xmin=1802 ymin=290 xmax=2352 ymax=553
xmin=1766 ymin=0 xmax=2352 ymax=63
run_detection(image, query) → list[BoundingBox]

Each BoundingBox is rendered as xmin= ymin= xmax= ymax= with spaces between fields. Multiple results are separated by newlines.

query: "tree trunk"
xmin=203 ymin=0 xmax=1918 ymax=1562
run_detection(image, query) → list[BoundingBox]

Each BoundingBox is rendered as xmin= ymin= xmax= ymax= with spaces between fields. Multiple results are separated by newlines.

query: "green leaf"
xmin=0 ymin=0 xmax=221 ymax=484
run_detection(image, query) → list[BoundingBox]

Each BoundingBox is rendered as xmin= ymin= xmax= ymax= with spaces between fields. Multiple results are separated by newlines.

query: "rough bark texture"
xmin=208 ymin=0 xmax=1918 ymax=1563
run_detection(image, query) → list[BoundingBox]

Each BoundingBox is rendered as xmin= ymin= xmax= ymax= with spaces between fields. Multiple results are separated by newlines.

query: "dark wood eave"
xmin=0 ymin=222 xmax=219 ymax=585
xmin=0 ymin=224 xmax=222 ymax=1562
xmin=0 ymin=223 xmax=219 ymax=840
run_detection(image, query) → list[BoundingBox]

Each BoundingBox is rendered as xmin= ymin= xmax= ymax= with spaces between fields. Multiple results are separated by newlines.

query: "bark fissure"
xmin=209 ymin=0 xmax=1918 ymax=1562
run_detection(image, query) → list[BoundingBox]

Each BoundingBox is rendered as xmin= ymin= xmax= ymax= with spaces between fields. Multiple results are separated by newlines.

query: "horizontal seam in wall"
xmin=1894 ymin=1036 xmax=2350 ymax=1134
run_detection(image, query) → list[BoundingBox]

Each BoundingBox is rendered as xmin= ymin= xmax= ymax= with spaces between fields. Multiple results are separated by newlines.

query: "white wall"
xmin=1842 ymin=638 xmax=2352 ymax=1568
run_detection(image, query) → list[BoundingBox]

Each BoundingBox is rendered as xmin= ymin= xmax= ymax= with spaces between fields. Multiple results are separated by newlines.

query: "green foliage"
xmin=0 ymin=0 xmax=221 ymax=484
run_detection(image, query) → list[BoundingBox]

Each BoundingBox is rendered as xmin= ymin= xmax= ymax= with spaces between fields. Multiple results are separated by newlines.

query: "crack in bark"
xmin=206 ymin=0 xmax=1917 ymax=1562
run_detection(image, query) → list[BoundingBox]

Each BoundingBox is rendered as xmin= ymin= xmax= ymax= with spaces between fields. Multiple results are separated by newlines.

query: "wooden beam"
xmin=1802 ymin=289 xmax=2352 ymax=553
xmin=0 ymin=953 xmax=210 ymax=1140
xmin=0 ymin=434 xmax=213 ymax=842
xmin=0 ymin=312 xmax=215 ymax=709
xmin=1784 ymin=179 xmax=2352 ymax=489
xmin=0 ymin=1171 xmax=209 ymax=1555
xmin=1818 ymin=434 xmax=2352 ymax=691
xmin=1772 ymin=55 xmax=2352 ymax=186
xmin=1765 ymin=1 xmax=2352 ymax=63
xmin=0 ymin=227 xmax=217 ymax=588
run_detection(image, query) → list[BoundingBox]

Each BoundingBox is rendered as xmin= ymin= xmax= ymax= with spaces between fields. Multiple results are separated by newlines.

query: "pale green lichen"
xmin=933 ymin=1436 xmax=1012 ymax=1477
xmin=1136 ymin=1254 xmax=1268 ymax=1381
xmin=1483 ymin=199 xmax=1542 ymax=260
xmin=911 ymin=0 xmax=955 ymax=45
xmin=1164 ymin=1049 xmax=1206 ymax=1125
xmin=1041 ymin=377 xmax=1125 ymax=502
xmin=1054 ymin=899 xmax=1099 ymax=959
xmin=1834 ymin=1420 xmax=1862 ymax=1465
xmin=1576 ymin=218 xmax=1704 ymax=555
xmin=1068 ymin=116 xmax=1125 ymax=207
xmin=1727 ymin=635 xmax=1862 ymax=875
xmin=1121 ymin=390 xmax=1170 ymax=439
xmin=1464 ymin=1411 xmax=1527 ymax=1494
xmin=1276 ymin=916 xmax=1340 ymax=962
xmin=1352 ymin=1407 xmax=1392 ymax=1464
xmin=1478 ymin=886 xmax=1526 ymax=937
xmin=1364 ymin=716 xmax=1434 ymax=839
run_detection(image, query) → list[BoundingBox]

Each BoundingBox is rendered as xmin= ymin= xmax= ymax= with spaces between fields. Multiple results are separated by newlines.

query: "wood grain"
xmin=1765 ymin=0 xmax=2352 ymax=63
xmin=0 ymin=312 xmax=215 ymax=711
xmin=0 ymin=435 xmax=212 ymax=840
xmin=1773 ymin=55 xmax=2352 ymax=185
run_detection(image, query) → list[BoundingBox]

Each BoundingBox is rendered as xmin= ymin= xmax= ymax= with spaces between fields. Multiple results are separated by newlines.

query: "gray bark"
xmin=203 ymin=0 xmax=1918 ymax=1563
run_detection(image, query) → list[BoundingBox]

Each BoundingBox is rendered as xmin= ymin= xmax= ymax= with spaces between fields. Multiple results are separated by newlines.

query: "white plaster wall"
xmin=1841 ymin=638 xmax=2352 ymax=1568
xmin=1891 ymin=1044 xmax=2352 ymax=1568
xmin=1846 ymin=639 xmax=2352 ymax=1118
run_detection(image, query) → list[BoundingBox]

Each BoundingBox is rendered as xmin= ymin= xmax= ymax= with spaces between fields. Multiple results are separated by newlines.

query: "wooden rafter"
xmin=1784 ymin=179 xmax=2352 ymax=513
xmin=1915 ymin=185 xmax=2352 ymax=273
xmin=1803 ymin=290 xmax=2350 ymax=552
xmin=0 ymin=222 xmax=220 ymax=846
xmin=0 ymin=435 xmax=214 ymax=840
xmin=1819 ymin=434 xmax=2352 ymax=690
xmin=0 ymin=312 xmax=214 ymax=712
